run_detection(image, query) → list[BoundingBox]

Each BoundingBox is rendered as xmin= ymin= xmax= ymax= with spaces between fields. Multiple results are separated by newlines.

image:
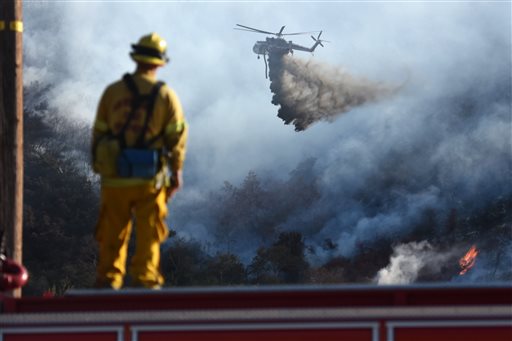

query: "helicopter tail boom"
xmin=288 ymin=31 xmax=328 ymax=53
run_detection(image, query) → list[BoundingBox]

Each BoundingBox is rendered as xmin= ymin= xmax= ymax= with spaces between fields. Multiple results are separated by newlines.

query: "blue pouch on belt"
xmin=117 ymin=149 xmax=160 ymax=178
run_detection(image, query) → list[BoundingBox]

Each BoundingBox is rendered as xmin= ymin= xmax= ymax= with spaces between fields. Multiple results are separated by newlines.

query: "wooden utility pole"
xmin=0 ymin=0 xmax=23 ymax=297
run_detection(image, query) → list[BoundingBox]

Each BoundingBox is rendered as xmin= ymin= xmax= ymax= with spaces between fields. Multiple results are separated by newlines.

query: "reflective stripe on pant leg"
xmin=95 ymin=186 xmax=133 ymax=289
xmin=129 ymin=186 xmax=169 ymax=287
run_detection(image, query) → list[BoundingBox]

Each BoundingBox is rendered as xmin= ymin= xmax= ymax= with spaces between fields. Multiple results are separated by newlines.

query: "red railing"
xmin=1 ymin=284 xmax=511 ymax=341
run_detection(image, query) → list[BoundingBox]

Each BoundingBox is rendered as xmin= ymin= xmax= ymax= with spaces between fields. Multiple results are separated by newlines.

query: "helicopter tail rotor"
xmin=311 ymin=31 xmax=330 ymax=47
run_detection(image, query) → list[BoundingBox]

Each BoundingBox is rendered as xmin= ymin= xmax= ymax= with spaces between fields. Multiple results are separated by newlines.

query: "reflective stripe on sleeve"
xmin=164 ymin=121 xmax=186 ymax=136
xmin=0 ymin=21 xmax=5 ymax=31
xmin=94 ymin=120 xmax=109 ymax=132
xmin=10 ymin=21 xmax=23 ymax=32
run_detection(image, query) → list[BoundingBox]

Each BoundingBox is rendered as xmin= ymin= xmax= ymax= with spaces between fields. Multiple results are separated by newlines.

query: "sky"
xmin=23 ymin=1 xmax=512 ymax=281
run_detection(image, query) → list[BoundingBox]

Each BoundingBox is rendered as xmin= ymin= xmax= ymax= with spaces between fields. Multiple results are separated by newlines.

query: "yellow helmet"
xmin=130 ymin=32 xmax=170 ymax=66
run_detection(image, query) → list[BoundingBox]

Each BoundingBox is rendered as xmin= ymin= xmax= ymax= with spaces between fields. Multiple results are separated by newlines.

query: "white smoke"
xmin=375 ymin=241 xmax=455 ymax=284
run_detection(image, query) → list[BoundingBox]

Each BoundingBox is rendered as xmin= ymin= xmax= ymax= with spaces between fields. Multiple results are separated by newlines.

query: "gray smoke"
xmin=269 ymin=53 xmax=400 ymax=131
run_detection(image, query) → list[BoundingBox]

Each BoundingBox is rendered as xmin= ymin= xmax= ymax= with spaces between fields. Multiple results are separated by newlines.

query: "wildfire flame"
xmin=459 ymin=245 xmax=478 ymax=275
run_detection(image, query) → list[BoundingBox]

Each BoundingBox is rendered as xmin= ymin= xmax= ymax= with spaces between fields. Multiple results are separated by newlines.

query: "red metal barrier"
xmin=1 ymin=284 xmax=511 ymax=341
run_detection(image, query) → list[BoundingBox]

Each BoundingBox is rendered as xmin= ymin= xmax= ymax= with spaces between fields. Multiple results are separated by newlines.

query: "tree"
xmin=271 ymin=231 xmax=309 ymax=283
xmin=161 ymin=238 xmax=209 ymax=286
xmin=247 ymin=247 xmax=280 ymax=284
xmin=22 ymin=96 xmax=98 ymax=296
xmin=248 ymin=231 xmax=309 ymax=284
xmin=203 ymin=253 xmax=246 ymax=285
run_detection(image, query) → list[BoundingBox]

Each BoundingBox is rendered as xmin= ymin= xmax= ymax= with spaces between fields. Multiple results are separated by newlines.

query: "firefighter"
xmin=91 ymin=32 xmax=187 ymax=289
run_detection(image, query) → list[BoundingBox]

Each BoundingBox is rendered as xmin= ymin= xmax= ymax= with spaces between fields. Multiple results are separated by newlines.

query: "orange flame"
xmin=459 ymin=245 xmax=478 ymax=275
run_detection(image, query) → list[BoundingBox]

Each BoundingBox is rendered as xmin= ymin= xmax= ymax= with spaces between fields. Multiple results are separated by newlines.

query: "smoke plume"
xmin=375 ymin=241 xmax=458 ymax=284
xmin=268 ymin=52 xmax=399 ymax=131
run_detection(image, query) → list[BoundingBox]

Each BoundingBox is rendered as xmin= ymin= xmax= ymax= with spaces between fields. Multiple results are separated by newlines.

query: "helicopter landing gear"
xmin=264 ymin=54 xmax=268 ymax=79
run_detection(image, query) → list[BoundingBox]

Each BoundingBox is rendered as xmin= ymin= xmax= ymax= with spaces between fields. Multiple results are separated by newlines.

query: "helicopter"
xmin=235 ymin=24 xmax=328 ymax=78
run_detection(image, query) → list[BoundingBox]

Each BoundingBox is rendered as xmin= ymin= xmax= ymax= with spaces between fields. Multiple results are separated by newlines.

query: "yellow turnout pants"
xmin=95 ymin=184 xmax=169 ymax=289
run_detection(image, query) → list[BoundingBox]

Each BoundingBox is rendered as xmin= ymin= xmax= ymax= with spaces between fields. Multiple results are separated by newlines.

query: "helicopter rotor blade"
xmin=235 ymin=24 xmax=275 ymax=35
xmin=235 ymin=28 xmax=272 ymax=34
xmin=236 ymin=24 xmax=325 ymax=41
xmin=282 ymin=31 xmax=321 ymax=36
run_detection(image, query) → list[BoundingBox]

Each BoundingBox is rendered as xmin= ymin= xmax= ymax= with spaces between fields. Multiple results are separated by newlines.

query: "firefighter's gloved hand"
xmin=166 ymin=169 xmax=183 ymax=202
